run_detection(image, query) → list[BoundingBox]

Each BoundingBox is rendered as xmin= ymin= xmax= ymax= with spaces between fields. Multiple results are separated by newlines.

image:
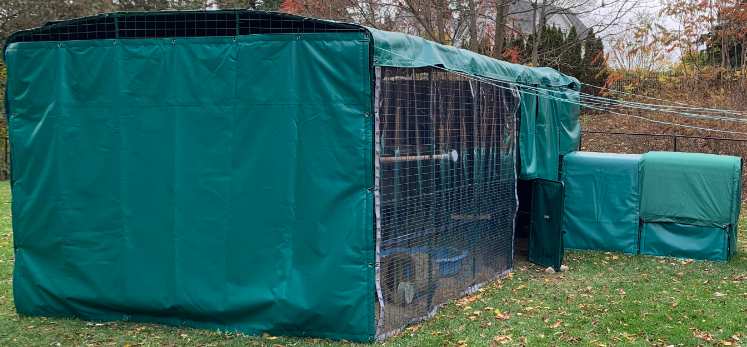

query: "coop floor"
xmin=0 ymin=182 xmax=746 ymax=346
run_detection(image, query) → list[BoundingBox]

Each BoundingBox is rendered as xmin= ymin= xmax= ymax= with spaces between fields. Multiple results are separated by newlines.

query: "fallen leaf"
xmin=262 ymin=333 xmax=278 ymax=340
xmin=550 ymin=320 xmax=562 ymax=329
xmin=494 ymin=309 xmax=510 ymax=320
xmin=693 ymin=329 xmax=714 ymax=342
xmin=457 ymin=294 xmax=482 ymax=306
xmin=492 ymin=335 xmax=512 ymax=345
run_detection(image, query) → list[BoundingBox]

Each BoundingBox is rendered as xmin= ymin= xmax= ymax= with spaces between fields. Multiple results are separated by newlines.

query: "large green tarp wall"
xmin=561 ymin=152 xmax=641 ymax=254
xmin=640 ymin=152 xmax=742 ymax=260
xmin=5 ymin=33 xmax=376 ymax=341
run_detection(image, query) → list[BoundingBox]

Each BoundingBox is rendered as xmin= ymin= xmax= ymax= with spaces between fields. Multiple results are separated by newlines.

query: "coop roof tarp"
xmin=640 ymin=152 xmax=742 ymax=229
xmin=561 ymin=152 xmax=640 ymax=254
xmin=5 ymin=33 xmax=375 ymax=341
xmin=368 ymin=27 xmax=580 ymax=88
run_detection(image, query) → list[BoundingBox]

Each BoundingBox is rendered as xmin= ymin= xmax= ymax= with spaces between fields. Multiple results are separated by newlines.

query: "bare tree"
xmin=493 ymin=0 xmax=511 ymax=58
xmin=608 ymin=11 xmax=670 ymax=71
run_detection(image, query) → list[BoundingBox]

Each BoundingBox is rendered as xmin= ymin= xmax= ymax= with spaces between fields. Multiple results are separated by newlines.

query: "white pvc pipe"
xmin=380 ymin=149 xmax=458 ymax=163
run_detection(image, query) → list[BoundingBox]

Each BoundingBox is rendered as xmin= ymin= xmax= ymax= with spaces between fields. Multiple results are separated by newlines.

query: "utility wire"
xmin=580 ymin=81 xmax=747 ymax=117
xmin=374 ymin=46 xmax=747 ymax=135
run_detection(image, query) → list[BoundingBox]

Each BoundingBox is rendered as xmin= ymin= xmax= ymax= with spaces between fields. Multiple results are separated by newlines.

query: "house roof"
xmin=507 ymin=0 xmax=589 ymax=38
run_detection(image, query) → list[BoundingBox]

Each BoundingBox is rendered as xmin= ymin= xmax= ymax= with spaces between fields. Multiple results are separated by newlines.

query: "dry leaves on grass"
xmin=494 ymin=309 xmax=510 ymax=321
xmin=467 ymin=310 xmax=482 ymax=321
xmin=692 ymin=329 xmax=714 ymax=342
xmin=456 ymin=294 xmax=482 ymax=307
xmin=721 ymin=334 xmax=742 ymax=346
xmin=491 ymin=335 xmax=512 ymax=345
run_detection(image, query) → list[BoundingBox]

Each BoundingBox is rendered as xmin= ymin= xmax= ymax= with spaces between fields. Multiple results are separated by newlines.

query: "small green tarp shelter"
xmin=639 ymin=152 xmax=742 ymax=261
xmin=561 ymin=152 xmax=641 ymax=254
xmin=4 ymin=10 xmax=579 ymax=341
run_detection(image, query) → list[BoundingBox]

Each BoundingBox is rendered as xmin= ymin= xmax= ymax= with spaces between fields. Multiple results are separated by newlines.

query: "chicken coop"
xmin=4 ymin=10 xmax=581 ymax=341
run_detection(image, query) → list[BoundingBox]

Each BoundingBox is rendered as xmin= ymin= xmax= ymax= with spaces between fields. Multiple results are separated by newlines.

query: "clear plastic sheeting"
xmin=374 ymin=67 xmax=519 ymax=338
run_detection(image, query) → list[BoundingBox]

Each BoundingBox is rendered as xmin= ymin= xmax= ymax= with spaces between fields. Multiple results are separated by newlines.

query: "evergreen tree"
xmin=559 ymin=26 xmax=582 ymax=77
xmin=523 ymin=26 xmax=566 ymax=68
xmin=580 ymin=29 xmax=608 ymax=94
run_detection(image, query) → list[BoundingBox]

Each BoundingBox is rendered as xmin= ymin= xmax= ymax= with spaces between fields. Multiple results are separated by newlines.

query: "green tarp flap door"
xmin=528 ymin=179 xmax=565 ymax=271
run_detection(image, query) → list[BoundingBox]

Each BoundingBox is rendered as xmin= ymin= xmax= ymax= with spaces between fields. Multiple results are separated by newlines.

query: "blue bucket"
xmin=433 ymin=247 xmax=469 ymax=277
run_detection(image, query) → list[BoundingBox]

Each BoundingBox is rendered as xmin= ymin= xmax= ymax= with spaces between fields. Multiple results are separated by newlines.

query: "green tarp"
xmin=639 ymin=151 xmax=741 ymax=261
xmin=518 ymin=87 xmax=580 ymax=180
xmin=369 ymin=28 xmax=578 ymax=87
xmin=527 ymin=179 xmax=565 ymax=271
xmin=640 ymin=223 xmax=729 ymax=261
xmin=6 ymin=33 xmax=376 ymax=341
xmin=561 ymin=152 xmax=640 ymax=254
xmin=640 ymin=151 xmax=742 ymax=229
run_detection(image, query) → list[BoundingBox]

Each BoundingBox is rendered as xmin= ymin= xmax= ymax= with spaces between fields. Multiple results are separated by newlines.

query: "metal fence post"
xmin=673 ymin=135 xmax=678 ymax=152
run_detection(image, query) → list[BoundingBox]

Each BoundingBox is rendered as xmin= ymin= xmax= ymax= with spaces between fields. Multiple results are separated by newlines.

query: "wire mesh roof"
xmin=5 ymin=10 xmax=364 ymax=47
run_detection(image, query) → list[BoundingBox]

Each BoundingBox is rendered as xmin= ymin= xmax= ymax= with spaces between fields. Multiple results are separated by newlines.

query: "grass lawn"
xmin=0 ymin=182 xmax=745 ymax=346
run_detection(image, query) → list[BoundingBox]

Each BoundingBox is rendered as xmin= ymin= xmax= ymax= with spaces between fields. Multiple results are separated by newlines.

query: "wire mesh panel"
xmin=6 ymin=10 xmax=363 ymax=45
xmin=374 ymin=67 xmax=519 ymax=337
